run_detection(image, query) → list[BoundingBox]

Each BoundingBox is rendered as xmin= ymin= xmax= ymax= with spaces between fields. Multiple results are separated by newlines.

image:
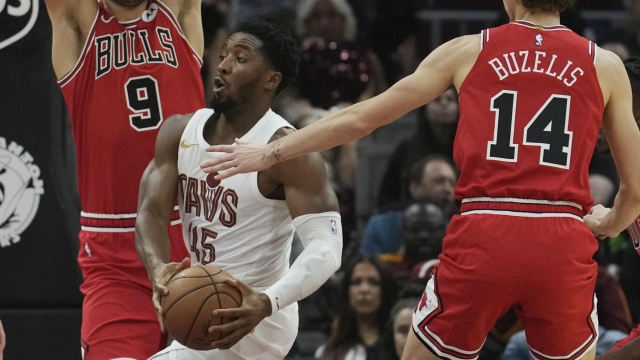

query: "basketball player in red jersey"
xmin=43 ymin=0 xmax=203 ymax=355
xmin=201 ymin=0 xmax=640 ymax=359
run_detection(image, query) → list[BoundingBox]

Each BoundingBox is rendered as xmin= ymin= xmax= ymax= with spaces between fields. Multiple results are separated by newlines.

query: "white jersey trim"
xmin=81 ymin=206 xmax=179 ymax=219
xmin=251 ymin=171 xmax=289 ymax=208
xmin=461 ymin=210 xmax=583 ymax=222
xmin=57 ymin=10 xmax=100 ymax=87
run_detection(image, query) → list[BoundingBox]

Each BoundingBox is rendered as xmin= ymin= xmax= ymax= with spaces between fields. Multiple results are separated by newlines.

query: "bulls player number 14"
xmin=488 ymin=91 xmax=572 ymax=169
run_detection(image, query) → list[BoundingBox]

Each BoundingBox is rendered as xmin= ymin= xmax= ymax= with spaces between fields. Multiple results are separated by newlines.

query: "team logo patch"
xmin=0 ymin=137 xmax=44 ymax=248
xmin=0 ymin=0 xmax=39 ymax=50
xmin=142 ymin=3 xmax=158 ymax=22
xmin=206 ymin=172 xmax=221 ymax=188
xmin=535 ymin=34 xmax=543 ymax=46
xmin=330 ymin=219 xmax=338 ymax=234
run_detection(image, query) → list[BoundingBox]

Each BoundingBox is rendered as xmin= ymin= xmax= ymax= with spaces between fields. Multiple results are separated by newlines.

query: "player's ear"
xmin=264 ymin=70 xmax=282 ymax=92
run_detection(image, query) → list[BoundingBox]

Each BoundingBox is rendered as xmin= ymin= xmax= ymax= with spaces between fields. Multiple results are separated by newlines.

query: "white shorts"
xmin=149 ymin=302 xmax=298 ymax=360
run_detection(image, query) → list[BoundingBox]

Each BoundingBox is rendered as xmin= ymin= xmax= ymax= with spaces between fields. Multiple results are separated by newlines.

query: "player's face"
xmin=107 ymin=0 xmax=146 ymax=8
xmin=210 ymin=33 xmax=270 ymax=113
xmin=348 ymin=262 xmax=382 ymax=317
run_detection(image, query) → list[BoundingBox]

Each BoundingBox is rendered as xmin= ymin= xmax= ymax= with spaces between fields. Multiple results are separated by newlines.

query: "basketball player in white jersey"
xmin=135 ymin=20 xmax=343 ymax=360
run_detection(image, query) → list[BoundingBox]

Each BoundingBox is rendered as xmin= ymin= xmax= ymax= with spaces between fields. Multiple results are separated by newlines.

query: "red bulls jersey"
xmin=58 ymin=0 xmax=204 ymax=230
xmin=455 ymin=21 xmax=604 ymax=217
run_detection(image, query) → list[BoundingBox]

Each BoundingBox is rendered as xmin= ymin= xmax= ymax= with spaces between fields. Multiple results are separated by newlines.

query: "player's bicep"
xmin=602 ymin=57 xmax=640 ymax=191
xmin=278 ymin=153 xmax=339 ymax=218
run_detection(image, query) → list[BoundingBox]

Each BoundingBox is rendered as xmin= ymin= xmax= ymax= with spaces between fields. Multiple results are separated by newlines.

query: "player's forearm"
xmin=270 ymin=100 xmax=377 ymax=163
xmin=605 ymin=185 xmax=640 ymax=235
xmin=597 ymin=336 xmax=640 ymax=360
xmin=135 ymin=211 xmax=173 ymax=279
xmin=262 ymin=212 xmax=342 ymax=314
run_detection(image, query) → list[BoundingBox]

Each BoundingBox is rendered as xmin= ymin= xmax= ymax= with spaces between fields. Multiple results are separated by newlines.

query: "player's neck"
xmin=514 ymin=8 xmax=560 ymax=27
xmin=103 ymin=0 xmax=148 ymax=22
xmin=216 ymin=101 xmax=272 ymax=141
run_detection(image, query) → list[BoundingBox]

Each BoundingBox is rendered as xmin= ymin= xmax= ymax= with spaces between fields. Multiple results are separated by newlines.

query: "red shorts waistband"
xmin=460 ymin=197 xmax=584 ymax=220
xmin=80 ymin=207 xmax=181 ymax=232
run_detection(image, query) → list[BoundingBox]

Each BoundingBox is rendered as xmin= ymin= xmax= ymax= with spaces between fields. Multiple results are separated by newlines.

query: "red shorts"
xmin=78 ymin=224 xmax=188 ymax=360
xmin=413 ymin=208 xmax=599 ymax=360
xmin=610 ymin=325 xmax=640 ymax=351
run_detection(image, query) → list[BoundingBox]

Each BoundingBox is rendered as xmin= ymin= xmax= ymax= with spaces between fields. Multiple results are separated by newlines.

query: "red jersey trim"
xmin=155 ymin=0 xmax=203 ymax=66
xmin=80 ymin=206 xmax=180 ymax=232
xmin=57 ymin=10 xmax=100 ymax=88
xmin=513 ymin=20 xmax=570 ymax=31
xmin=460 ymin=197 xmax=584 ymax=220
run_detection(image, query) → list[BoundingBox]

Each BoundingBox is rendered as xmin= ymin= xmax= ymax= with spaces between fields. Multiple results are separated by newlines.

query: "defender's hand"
xmin=201 ymin=139 xmax=277 ymax=180
xmin=584 ymin=204 xmax=618 ymax=239
xmin=207 ymin=279 xmax=272 ymax=350
xmin=151 ymin=258 xmax=190 ymax=332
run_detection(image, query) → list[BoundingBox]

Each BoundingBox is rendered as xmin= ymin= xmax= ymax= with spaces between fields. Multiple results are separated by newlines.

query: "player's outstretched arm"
xmin=135 ymin=114 xmax=191 ymax=331
xmin=585 ymin=50 xmax=640 ymax=238
xmin=201 ymin=35 xmax=480 ymax=179
xmin=44 ymin=0 xmax=98 ymax=79
xmin=207 ymin=128 xmax=341 ymax=349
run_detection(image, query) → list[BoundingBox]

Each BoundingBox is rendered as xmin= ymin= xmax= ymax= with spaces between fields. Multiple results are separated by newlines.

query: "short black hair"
xmin=624 ymin=57 xmax=640 ymax=99
xmin=521 ymin=0 xmax=572 ymax=12
xmin=235 ymin=20 xmax=299 ymax=94
xmin=408 ymin=154 xmax=455 ymax=185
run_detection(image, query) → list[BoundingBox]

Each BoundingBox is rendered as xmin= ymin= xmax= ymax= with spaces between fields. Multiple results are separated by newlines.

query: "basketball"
xmin=161 ymin=265 xmax=243 ymax=350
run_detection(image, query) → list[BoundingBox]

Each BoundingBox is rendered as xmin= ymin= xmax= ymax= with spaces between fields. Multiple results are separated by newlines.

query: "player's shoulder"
xmin=440 ymin=34 xmax=481 ymax=54
xmin=594 ymin=48 xmax=627 ymax=97
xmin=157 ymin=112 xmax=196 ymax=143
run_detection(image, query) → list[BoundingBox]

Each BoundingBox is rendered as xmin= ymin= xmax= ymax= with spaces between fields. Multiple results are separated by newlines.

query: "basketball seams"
xmin=202 ymin=265 xmax=227 ymax=341
xmin=217 ymin=292 xmax=241 ymax=307
xmin=182 ymin=292 xmax=221 ymax=345
xmin=163 ymin=283 xmax=212 ymax=317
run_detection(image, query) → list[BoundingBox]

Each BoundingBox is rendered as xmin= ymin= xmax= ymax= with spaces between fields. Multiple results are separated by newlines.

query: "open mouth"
xmin=213 ymin=77 xmax=226 ymax=93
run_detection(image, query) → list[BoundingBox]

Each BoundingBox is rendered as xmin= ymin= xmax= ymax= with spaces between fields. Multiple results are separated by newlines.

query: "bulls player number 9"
xmin=488 ymin=91 xmax=572 ymax=169
xmin=125 ymin=75 xmax=164 ymax=131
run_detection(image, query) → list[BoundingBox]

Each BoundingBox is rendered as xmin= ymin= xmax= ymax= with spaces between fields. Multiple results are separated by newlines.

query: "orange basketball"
xmin=161 ymin=265 xmax=242 ymax=350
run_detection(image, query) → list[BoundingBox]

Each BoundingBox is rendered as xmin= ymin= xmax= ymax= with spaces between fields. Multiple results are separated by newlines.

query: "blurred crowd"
xmin=198 ymin=0 xmax=640 ymax=359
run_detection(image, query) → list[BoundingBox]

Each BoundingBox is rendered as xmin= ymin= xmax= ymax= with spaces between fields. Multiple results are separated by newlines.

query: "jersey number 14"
xmin=488 ymin=91 xmax=573 ymax=169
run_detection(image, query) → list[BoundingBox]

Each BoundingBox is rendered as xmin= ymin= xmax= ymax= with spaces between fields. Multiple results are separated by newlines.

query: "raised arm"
xmin=160 ymin=0 xmax=203 ymax=57
xmin=585 ymin=50 xmax=640 ymax=238
xmin=206 ymin=128 xmax=341 ymax=349
xmin=135 ymin=114 xmax=191 ymax=331
xmin=201 ymin=35 xmax=481 ymax=179
xmin=44 ymin=0 xmax=98 ymax=79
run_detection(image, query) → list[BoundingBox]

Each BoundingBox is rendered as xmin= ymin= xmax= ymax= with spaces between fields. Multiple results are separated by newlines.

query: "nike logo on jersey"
xmin=180 ymin=140 xmax=199 ymax=148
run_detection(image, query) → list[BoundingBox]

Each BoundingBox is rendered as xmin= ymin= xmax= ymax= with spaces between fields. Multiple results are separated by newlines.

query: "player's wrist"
xmin=257 ymin=292 xmax=273 ymax=317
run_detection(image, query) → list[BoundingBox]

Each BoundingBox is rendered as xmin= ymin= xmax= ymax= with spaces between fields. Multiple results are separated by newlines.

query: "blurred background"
xmin=1 ymin=0 xmax=639 ymax=358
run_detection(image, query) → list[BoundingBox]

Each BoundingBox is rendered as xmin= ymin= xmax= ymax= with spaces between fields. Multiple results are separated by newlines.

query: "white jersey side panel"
xmin=177 ymin=108 xmax=295 ymax=288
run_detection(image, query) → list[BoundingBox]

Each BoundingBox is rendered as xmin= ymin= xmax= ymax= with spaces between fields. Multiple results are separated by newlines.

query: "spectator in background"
xmin=377 ymin=88 xmax=459 ymax=209
xmin=316 ymin=255 xmax=397 ymax=360
xmin=274 ymin=0 xmax=388 ymax=249
xmin=201 ymin=0 xmax=230 ymax=106
xmin=601 ymin=0 xmax=640 ymax=56
xmin=369 ymin=297 xmax=421 ymax=360
xmin=361 ymin=155 xmax=457 ymax=257
xmin=228 ymin=0 xmax=298 ymax=29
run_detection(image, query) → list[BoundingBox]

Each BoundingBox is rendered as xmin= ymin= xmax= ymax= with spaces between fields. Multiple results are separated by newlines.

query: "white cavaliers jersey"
xmin=177 ymin=108 xmax=295 ymax=288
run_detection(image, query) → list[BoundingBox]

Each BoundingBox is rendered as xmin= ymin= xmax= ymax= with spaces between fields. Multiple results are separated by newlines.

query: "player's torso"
xmin=455 ymin=21 xmax=604 ymax=214
xmin=177 ymin=109 xmax=295 ymax=288
xmin=58 ymin=0 xmax=205 ymax=222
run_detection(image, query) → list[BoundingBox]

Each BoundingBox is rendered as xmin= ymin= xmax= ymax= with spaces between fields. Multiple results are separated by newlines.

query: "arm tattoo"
xmin=270 ymin=140 xmax=285 ymax=162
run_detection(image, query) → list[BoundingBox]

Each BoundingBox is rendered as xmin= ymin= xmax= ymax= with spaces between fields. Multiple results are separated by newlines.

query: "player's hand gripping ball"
xmin=161 ymin=265 xmax=242 ymax=350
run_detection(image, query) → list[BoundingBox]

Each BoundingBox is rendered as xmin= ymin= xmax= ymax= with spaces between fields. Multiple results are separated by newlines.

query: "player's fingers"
xmin=211 ymin=327 xmax=246 ymax=350
xmin=214 ymin=167 xmax=240 ymax=180
xmin=177 ymin=258 xmax=190 ymax=271
xmin=154 ymin=283 xmax=169 ymax=296
xmin=212 ymin=308 xmax=247 ymax=318
xmin=207 ymin=320 xmax=241 ymax=334
xmin=223 ymin=278 xmax=252 ymax=295
xmin=200 ymin=155 xmax=233 ymax=171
